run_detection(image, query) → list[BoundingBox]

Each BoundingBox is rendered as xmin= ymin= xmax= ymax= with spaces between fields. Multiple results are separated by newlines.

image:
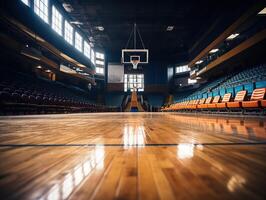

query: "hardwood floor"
xmin=0 ymin=113 xmax=266 ymax=200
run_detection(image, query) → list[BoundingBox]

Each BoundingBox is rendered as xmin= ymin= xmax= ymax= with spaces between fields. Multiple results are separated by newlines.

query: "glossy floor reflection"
xmin=0 ymin=113 xmax=266 ymax=200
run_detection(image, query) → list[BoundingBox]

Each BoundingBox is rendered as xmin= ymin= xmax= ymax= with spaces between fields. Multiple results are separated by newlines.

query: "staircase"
xmin=123 ymin=90 xmax=145 ymax=112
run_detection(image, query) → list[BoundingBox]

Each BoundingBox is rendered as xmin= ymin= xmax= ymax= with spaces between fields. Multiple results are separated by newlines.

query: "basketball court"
xmin=0 ymin=113 xmax=266 ymax=199
xmin=1 ymin=0 xmax=266 ymax=199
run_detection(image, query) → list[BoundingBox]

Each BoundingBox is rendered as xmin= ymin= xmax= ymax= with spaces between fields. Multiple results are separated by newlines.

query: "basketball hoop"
xmin=122 ymin=23 xmax=148 ymax=69
xmin=131 ymin=59 xmax=139 ymax=69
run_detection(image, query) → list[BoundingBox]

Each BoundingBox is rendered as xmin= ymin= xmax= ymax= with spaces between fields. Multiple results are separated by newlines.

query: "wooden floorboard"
xmin=0 ymin=113 xmax=265 ymax=200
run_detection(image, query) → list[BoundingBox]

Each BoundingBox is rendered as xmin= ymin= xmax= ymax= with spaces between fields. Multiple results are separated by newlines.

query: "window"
xmin=75 ymin=32 xmax=83 ymax=52
xmin=176 ymin=65 xmax=189 ymax=74
xmin=21 ymin=0 xmax=29 ymax=6
xmin=96 ymin=52 xmax=104 ymax=60
xmin=34 ymin=0 xmax=49 ymax=23
xmin=188 ymin=78 xmax=197 ymax=84
xmin=96 ymin=67 xmax=104 ymax=75
xmin=64 ymin=21 xmax=73 ymax=44
xmin=52 ymin=6 xmax=63 ymax=35
xmin=124 ymin=74 xmax=144 ymax=92
xmin=84 ymin=41 xmax=91 ymax=58
xmin=95 ymin=51 xmax=104 ymax=75
xmin=91 ymin=49 xmax=95 ymax=64
xmin=96 ymin=60 xmax=104 ymax=66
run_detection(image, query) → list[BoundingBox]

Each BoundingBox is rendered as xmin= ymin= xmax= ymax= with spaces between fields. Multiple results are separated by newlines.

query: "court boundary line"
xmin=1 ymin=142 xmax=266 ymax=147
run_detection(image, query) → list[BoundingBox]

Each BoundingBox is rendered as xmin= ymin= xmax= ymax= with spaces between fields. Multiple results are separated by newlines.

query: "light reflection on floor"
xmin=123 ymin=124 xmax=145 ymax=148
xmin=37 ymin=145 xmax=105 ymax=200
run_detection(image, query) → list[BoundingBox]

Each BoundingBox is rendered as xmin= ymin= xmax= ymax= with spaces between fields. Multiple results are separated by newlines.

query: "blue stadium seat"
xmin=244 ymin=83 xmax=254 ymax=96
xmin=219 ymin=88 xmax=226 ymax=96
xmin=226 ymin=87 xmax=234 ymax=96
xmin=234 ymin=85 xmax=244 ymax=93
xmin=256 ymin=81 xmax=266 ymax=89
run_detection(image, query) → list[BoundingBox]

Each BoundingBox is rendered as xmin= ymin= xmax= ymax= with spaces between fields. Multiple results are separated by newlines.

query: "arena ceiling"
xmin=58 ymin=0 xmax=261 ymax=63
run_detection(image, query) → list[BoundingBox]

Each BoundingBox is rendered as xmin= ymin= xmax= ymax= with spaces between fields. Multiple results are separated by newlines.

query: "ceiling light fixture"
xmin=45 ymin=69 xmax=51 ymax=73
xmin=195 ymin=60 xmax=203 ymax=65
xmin=258 ymin=7 xmax=266 ymax=15
xmin=36 ymin=65 xmax=42 ymax=69
xmin=70 ymin=21 xmax=83 ymax=25
xmin=209 ymin=48 xmax=219 ymax=54
xmin=226 ymin=33 xmax=239 ymax=40
xmin=62 ymin=3 xmax=74 ymax=13
xmin=166 ymin=26 xmax=174 ymax=31
xmin=96 ymin=26 xmax=104 ymax=31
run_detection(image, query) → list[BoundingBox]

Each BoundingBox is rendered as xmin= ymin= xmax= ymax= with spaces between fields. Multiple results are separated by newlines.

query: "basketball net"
xmin=131 ymin=60 xmax=139 ymax=69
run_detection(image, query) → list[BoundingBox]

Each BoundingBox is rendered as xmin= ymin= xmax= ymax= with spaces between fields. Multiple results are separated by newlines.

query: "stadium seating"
xmin=162 ymin=64 xmax=266 ymax=114
xmin=226 ymin=90 xmax=247 ymax=108
xmin=242 ymin=88 xmax=266 ymax=108
xmin=198 ymin=97 xmax=212 ymax=109
xmin=197 ymin=98 xmax=206 ymax=109
xmin=216 ymin=93 xmax=232 ymax=109
xmin=207 ymin=96 xmax=221 ymax=109
xmin=0 ymin=72 xmax=117 ymax=115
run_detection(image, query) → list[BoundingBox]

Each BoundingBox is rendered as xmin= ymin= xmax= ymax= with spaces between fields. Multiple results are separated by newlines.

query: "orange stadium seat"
xmin=207 ymin=96 xmax=221 ymax=109
xmin=185 ymin=100 xmax=193 ymax=109
xmin=191 ymin=99 xmax=200 ymax=109
xmin=177 ymin=101 xmax=185 ymax=110
xmin=216 ymin=93 xmax=232 ymax=108
xmin=198 ymin=97 xmax=212 ymax=109
xmin=261 ymin=100 xmax=266 ymax=108
xmin=227 ymin=90 xmax=247 ymax=108
xmin=242 ymin=88 xmax=266 ymax=108
xmin=197 ymin=98 xmax=206 ymax=109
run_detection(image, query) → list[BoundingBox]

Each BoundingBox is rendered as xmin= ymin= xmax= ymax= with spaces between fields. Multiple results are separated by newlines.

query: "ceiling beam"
xmin=196 ymin=28 xmax=266 ymax=77
xmin=188 ymin=3 xmax=264 ymax=68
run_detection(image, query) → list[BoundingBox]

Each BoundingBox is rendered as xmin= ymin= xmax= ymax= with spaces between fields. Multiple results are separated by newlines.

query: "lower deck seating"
xmin=162 ymin=65 xmax=266 ymax=114
xmin=242 ymin=88 xmax=266 ymax=108
xmin=226 ymin=90 xmax=247 ymax=108
xmin=162 ymin=87 xmax=266 ymax=113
